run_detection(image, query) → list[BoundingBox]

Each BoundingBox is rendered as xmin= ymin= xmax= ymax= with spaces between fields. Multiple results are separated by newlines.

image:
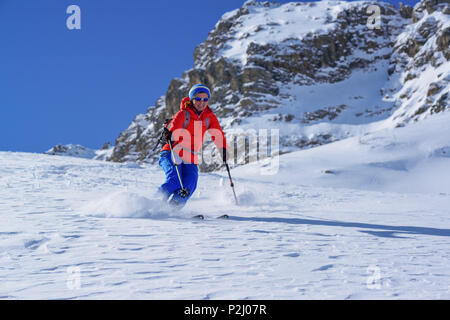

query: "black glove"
xmin=222 ymin=148 xmax=227 ymax=163
xmin=162 ymin=127 xmax=172 ymax=142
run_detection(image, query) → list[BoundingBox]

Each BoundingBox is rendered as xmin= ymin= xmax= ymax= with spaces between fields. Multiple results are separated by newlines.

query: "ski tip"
xmin=192 ymin=214 xmax=229 ymax=220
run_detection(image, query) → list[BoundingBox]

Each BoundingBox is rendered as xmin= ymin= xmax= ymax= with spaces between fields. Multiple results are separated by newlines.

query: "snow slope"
xmin=1 ymin=113 xmax=450 ymax=299
xmin=234 ymin=111 xmax=450 ymax=194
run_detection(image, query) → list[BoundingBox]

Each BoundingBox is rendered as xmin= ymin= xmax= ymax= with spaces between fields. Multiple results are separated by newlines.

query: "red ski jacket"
xmin=161 ymin=97 xmax=227 ymax=164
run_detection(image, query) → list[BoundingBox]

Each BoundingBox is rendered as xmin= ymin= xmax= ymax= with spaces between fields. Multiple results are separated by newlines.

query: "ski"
xmin=191 ymin=214 xmax=229 ymax=220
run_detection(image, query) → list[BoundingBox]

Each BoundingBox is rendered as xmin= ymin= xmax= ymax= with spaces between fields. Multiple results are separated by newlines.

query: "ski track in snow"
xmin=1 ymin=150 xmax=450 ymax=299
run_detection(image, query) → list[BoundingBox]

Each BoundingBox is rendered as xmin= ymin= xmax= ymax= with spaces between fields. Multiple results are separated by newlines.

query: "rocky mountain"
xmin=107 ymin=0 xmax=449 ymax=171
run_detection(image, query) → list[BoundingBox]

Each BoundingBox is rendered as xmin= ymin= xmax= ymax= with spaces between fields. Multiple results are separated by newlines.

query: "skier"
xmin=157 ymin=84 xmax=228 ymax=208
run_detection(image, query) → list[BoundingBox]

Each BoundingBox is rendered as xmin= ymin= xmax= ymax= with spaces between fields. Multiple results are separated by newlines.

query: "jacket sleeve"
xmin=207 ymin=114 xmax=227 ymax=150
xmin=168 ymin=111 xmax=185 ymax=132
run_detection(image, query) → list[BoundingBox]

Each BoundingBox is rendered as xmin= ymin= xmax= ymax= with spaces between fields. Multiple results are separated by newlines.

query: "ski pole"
xmin=152 ymin=137 xmax=162 ymax=152
xmin=168 ymin=139 xmax=189 ymax=198
xmin=153 ymin=119 xmax=172 ymax=152
xmin=225 ymin=162 xmax=238 ymax=205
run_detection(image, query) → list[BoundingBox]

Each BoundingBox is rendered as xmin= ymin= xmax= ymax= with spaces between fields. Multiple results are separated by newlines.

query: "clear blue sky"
xmin=0 ymin=0 xmax=420 ymax=153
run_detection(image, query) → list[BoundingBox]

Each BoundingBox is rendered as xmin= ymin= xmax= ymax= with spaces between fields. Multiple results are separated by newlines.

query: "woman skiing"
xmin=157 ymin=84 xmax=228 ymax=208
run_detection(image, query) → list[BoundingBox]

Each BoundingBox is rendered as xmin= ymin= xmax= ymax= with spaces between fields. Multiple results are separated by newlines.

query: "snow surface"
xmin=1 ymin=113 xmax=450 ymax=299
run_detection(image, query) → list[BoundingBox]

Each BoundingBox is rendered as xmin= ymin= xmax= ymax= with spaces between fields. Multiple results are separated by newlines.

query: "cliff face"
xmin=108 ymin=0 xmax=449 ymax=171
xmin=388 ymin=0 xmax=450 ymax=125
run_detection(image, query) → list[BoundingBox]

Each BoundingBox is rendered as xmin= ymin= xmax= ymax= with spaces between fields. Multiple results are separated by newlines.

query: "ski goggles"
xmin=193 ymin=97 xmax=209 ymax=102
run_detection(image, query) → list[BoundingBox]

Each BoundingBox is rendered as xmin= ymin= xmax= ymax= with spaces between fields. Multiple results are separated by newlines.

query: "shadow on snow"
xmin=229 ymin=216 xmax=450 ymax=238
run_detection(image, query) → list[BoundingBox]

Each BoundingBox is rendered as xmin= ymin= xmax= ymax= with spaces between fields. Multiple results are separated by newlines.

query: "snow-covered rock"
xmin=44 ymin=144 xmax=97 ymax=159
xmin=44 ymin=143 xmax=116 ymax=161
xmin=387 ymin=0 xmax=450 ymax=126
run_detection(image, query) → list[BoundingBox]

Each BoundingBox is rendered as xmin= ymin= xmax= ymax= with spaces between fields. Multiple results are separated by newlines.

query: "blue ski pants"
xmin=158 ymin=151 xmax=198 ymax=208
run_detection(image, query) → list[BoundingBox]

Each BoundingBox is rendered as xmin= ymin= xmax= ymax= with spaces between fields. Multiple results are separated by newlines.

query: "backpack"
xmin=164 ymin=110 xmax=210 ymax=130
